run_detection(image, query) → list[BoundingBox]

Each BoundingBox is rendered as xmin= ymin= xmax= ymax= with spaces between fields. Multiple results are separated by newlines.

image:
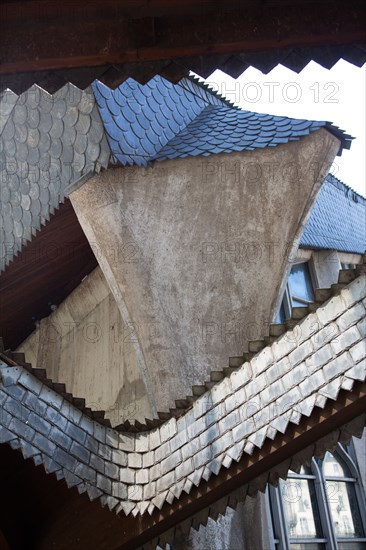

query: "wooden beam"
xmin=36 ymin=381 xmax=366 ymax=549
xmin=0 ymin=200 xmax=98 ymax=350
xmin=0 ymin=529 xmax=11 ymax=550
xmin=0 ymin=0 xmax=365 ymax=75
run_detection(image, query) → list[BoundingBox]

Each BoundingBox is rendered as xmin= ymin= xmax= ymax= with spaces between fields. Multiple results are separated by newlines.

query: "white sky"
xmin=201 ymin=60 xmax=366 ymax=197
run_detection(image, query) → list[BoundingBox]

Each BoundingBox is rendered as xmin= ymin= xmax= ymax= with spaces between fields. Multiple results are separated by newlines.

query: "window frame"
xmin=268 ymin=445 xmax=366 ymax=550
xmin=277 ymin=259 xmax=317 ymax=322
xmin=327 ymin=445 xmax=366 ymax=545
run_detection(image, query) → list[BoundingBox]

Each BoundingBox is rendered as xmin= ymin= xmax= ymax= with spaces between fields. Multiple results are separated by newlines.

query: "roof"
xmin=93 ymin=75 xmax=352 ymax=166
xmin=3 ymin=44 xmax=366 ymax=97
xmin=0 ymin=269 xmax=365 ymax=548
xmin=300 ymin=174 xmax=366 ymax=254
xmin=92 ymin=75 xmax=231 ymax=167
xmin=0 ymin=84 xmax=110 ymax=272
xmin=1 ymin=75 xmax=353 ymax=271
xmin=1 ymin=0 xmax=365 ymax=94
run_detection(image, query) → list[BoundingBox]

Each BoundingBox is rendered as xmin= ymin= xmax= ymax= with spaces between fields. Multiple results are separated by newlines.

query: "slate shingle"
xmin=93 ymin=75 xmax=352 ymax=170
xmin=300 ymin=174 xmax=366 ymax=254
xmin=0 ymin=272 xmax=365 ymax=519
xmin=0 ymin=84 xmax=111 ymax=271
xmin=92 ymin=76 xmax=220 ymax=167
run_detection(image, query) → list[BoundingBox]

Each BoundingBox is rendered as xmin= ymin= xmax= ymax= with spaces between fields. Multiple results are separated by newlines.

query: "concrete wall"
xmin=312 ymin=250 xmax=362 ymax=289
xmin=71 ymin=129 xmax=340 ymax=414
xmin=312 ymin=249 xmax=341 ymax=288
xmin=17 ymin=267 xmax=153 ymax=424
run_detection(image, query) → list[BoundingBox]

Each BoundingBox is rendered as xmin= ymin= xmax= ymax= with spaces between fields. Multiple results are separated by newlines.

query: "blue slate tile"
xmin=0 ymin=426 xmax=17 ymax=444
xmin=271 ymin=137 xmax=293 ymax=144
xmin=70 ymin=440 xmax=91 ymax=464
xmin=28 ymin=412 xmax=51 ymax=437
xmin=106 ymin=97 xmax=122 ymax=117
xmin=33 ymin=432 xmax=56 ymax=456
xmin=114 ymin=113 xmax=132 ymax=133
xmin=92 ymin=75 xmax=352 ymax=167
xmin=290 ymin=129 xmax=311 ymax=137
xmin=95 ymin=82 xmax=113 ymax=101
xmin=50 ymin=426 xmax=72 ymax=451
xmin=9 ymin=417 xmax=35 ymax=441
xmin=300 ymin=174 xmax=366 ymax=254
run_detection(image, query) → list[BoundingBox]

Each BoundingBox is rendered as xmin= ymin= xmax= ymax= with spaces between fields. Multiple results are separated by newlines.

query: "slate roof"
xmin=93 ymin=75 xmax=353 ymax=166
xmin=0 ymin=271 xmax=365 ymax=521
xmin=0 ymin=84 xmax=111 ymax=272
xmin=300 ymin=174 xmax=366 ymax=254
xmin=0 ymin=74 xmax=356 ymax=271
xmin=92 ymin=76 xmax=232 ymax=166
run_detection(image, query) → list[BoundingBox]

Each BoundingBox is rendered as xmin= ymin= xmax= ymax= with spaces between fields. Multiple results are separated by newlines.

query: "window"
xmin=277 ymin=262 xmax=315 ymax=323
xmin=323 ymin=452 xmax=365 ymax=545
xmin=269 ymin=445 xmax=366 ymax=550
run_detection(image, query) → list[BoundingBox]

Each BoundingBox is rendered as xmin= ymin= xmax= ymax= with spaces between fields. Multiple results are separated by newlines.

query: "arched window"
xmin=322 ymin=450 xmax=365 ymax=547
xmin=269 ymin=445 xmax=366 ymax=550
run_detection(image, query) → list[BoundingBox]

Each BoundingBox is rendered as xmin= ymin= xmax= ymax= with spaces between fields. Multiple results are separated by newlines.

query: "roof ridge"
xmin=93 ymin=76 xmax=211 ymax=167
xmin=325 ymin=173 xmax=366 ymax=204
xmin=184 ymin=74 xmax=238 ymax=108
xmin=153 ymin=101 xmax=352 ymax=162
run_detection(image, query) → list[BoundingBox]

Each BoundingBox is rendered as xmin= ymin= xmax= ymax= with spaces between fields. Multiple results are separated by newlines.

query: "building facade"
xmin=0 ymin=75 xmax=365 ymax=549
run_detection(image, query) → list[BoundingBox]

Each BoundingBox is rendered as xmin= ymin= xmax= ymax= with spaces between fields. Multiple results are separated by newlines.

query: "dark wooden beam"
xmin=0 ymin=0 xmax=365 ymax=75
xmin=0 ymin=199 xmax=98 ymax=350
xmin=0 ymin=529 xmax=10 ymax=550
xmin=36 ymin=380 xmax=366 ymax=550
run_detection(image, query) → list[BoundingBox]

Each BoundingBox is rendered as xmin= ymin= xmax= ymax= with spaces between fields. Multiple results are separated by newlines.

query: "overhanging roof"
xmin=0 ymin=74 xmax=353 ymax=272
xmin=93 ymin=76 xmax=352 ymax=166
xmin=1 ymin=267 xmax=365 ymax=548
xmin=0 ymin=0 xmax=365 ymax=94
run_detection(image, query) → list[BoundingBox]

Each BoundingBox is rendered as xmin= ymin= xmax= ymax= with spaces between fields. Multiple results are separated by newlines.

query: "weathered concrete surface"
xmin=312 ymin=250 xmax=342 ymax=288
xmin=71 ymin=129 xmax=340 ymax=412
xmin=17 ymin=267 xmax=153 ymax=423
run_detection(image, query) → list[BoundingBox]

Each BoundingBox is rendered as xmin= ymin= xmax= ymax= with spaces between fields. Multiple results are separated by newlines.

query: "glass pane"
xmin=288 ymin=263 xmax=314 ymax=305
xmin=276 ymin=303 xmax=286 ymax=323
xmin=326 ymin=480 xmax=364 ymax=538
xmin=323 ymin=452 xmax=351 ymax=477
xmin=291 ymin=544 xmax=325 ymax=550
xmin=281 ymin=479 xmax=322 ymax=539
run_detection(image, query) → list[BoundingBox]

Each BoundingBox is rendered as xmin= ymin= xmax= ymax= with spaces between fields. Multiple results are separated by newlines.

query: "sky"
xmin=200 ymin=60 xmax=366 ymax=197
